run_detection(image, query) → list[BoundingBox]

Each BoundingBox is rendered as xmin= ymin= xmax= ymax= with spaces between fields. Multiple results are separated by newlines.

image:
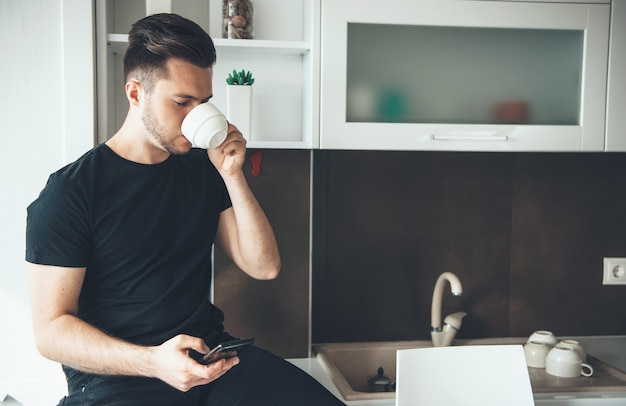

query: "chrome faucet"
xmin=431 ymin=272 xmax=466 ymax=347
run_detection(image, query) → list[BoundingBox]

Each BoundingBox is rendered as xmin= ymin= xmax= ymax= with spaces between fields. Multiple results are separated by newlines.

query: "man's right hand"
xmin=150 ymin=334 xmax=240 ymax=392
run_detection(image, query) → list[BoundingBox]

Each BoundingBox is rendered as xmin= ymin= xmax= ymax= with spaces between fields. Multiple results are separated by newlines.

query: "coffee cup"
xmin=181 ymin=103 xmax=228 ymax=149
xmin=559 ymin=340 xmax=587 ymax=362
xmin=524 ymin=341 xmax=551 ymax=368
xmin=527 ymin=330 xmax=558 ymax=347
xmin=546 ymin=343 xmax=593 ymax=378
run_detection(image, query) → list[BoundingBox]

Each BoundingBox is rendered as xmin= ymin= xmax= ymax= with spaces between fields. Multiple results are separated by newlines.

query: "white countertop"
xmin=289 ymin=350 xmax=626 ymax=406
xmin=294 ymin=336 xmax=626 ymax=406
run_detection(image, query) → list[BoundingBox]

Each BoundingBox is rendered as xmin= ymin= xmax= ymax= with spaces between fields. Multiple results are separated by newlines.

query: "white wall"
xmin=0 ymin=0 xmax=92 ymax=403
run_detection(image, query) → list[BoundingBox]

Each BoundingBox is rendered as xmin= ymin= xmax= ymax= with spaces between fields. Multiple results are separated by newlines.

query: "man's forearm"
xmin=35 ymin=314 xmax=235 ymax=392
xmin=36 ymin=313 xmax=155 ymax=377
xmin=221 ymin=173 xmax=281 ymax=279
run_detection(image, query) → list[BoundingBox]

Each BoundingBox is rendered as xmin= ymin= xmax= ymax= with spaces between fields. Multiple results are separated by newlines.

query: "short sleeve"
xmin=26 ymin=173 xmax=91 ymax=267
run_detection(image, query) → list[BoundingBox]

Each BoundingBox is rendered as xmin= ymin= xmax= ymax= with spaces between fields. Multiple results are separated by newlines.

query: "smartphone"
xmin=194 ymin=337 xmax=255 ymax=365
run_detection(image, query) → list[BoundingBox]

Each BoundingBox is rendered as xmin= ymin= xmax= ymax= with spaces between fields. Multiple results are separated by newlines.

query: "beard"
xmin=142 ymin=97 xmax=189 ymax=155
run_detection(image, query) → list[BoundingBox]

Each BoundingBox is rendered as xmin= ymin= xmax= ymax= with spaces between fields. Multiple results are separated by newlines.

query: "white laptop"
xmin=396 ymin=345 xmax=535 ymax=406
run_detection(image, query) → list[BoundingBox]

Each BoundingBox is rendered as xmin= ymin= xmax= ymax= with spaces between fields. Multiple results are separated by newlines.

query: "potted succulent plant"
xmin=226 ymin=69 xmax=255 ymax=86
xmin=226 ymin=69 xmax=254 ymax=140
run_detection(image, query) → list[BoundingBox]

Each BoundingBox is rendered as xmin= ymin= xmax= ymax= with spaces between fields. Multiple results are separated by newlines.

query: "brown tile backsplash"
xmin=509 ymin=153 xmax=626 ymax=337
xmin=214 ymin=149 xmax=626 ymax=357
xmin=214 ymin=149 xmax=311 ymax=358
xmin=313 ymin=151 xmax=626 ymax=344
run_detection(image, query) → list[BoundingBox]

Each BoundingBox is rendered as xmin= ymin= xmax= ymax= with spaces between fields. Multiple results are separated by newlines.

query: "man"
xmin=26 ymin=13 xmax=344 ymax=405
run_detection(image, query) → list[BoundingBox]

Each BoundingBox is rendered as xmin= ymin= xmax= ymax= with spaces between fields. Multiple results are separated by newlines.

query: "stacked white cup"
xmin=546 ymin=342 xmax=593 ymax=378
xmin=523 ymin=331 xmax=593 ymax=378
xmin=524 ymin=330 xmax=557 ymax=368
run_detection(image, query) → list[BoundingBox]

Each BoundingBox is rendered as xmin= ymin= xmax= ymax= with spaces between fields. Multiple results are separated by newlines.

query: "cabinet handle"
xmin=430 ymin=133 xmax=509 ymax=141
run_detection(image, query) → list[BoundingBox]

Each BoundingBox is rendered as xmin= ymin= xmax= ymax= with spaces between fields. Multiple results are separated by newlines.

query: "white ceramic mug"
xmin=181 ymin=103 xmax=228 ymax=149
xmin=527 ymin=330 xmax=558 ymax=347
xmin=546 ymin=343 xmax=593 ymax=378
xmin=524 ymin=341 xmax=551 ymax=368
xmin=559 ymin=339 xmax=587 ymax=362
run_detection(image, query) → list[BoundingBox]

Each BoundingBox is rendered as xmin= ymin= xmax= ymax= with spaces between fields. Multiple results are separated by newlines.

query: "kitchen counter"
xmin=576 ymin=336 xmax=626 ymax=373
xmin=294 ymin=336 xmax=626 ymax=406
xmin=289 ymin=358 xmax=626 ymax=406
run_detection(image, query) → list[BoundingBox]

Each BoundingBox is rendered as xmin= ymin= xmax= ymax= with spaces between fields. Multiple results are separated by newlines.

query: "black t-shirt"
xmin=26 ymin=144 xmax=231 ymax=347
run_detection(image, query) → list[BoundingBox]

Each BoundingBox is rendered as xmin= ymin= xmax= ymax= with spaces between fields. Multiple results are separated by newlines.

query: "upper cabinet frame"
xmin=320 ymin=0 xmax=611 ymax=152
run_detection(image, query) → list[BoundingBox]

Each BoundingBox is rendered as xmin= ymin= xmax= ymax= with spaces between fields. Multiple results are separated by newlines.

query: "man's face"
xmin=141 ymin=58 xmax=214 ymax=155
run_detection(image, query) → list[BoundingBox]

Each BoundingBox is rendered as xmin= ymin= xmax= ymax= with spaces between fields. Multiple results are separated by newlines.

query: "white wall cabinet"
xmin=605 ymin=0 xmax=626 ymax=151
xmin=96 ymin=0 xmax=320 ymax=149
xmin=320 ymin=0 xmax=611 ymax=152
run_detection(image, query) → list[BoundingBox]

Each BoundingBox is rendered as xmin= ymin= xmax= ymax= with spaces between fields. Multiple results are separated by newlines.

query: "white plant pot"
xmin=226 ymin=85 xmax=253 ymax=141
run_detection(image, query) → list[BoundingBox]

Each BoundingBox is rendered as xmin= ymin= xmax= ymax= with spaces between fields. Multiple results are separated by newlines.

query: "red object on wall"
xmin=250 ymin=150 xmax=263 ymax=176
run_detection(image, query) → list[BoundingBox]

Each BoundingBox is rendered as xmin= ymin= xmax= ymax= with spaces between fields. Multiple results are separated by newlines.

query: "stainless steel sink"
xmin=313 ymin=338 xmax=626 ymax=402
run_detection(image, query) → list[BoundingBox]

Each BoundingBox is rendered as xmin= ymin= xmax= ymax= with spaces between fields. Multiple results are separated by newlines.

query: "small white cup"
xmin=181 ymin=103 xmax=228 ymax=149
xmin=524 ymin=341 xmax=551 ymax=368
xmin=559 ymin=340 xmax=587 ymax=362
xmin=546 ymin=343 xmax=593 ymax=378
xmin=528 ymin=330 xmax=558 ymax=347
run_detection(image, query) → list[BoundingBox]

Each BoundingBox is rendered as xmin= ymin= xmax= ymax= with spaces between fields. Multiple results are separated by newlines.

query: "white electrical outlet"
xmin=603 ymin=258 xmax=626 ymax=285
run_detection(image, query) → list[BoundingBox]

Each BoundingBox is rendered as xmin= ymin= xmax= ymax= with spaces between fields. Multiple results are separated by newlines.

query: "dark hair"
xmin=124 ymin=13 xmax=216 ymax=92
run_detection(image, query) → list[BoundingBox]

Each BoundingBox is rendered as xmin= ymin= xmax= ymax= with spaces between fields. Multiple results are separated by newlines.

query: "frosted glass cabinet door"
xmin=320 ymin=0 xmax=611 ymax=152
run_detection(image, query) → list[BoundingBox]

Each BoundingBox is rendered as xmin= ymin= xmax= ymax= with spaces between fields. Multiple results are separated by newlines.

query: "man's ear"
xmin=125 ymin=79 xmax=142 ymax=106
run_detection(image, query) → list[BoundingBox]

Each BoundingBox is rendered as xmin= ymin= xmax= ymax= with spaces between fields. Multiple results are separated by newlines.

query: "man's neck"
xmin=106 ymin=127 xmax=170 ymax=165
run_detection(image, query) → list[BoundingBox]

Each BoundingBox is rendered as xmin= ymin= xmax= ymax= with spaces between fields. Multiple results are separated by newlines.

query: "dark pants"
xmin=57 ymin=346 xmax=345 ymax=406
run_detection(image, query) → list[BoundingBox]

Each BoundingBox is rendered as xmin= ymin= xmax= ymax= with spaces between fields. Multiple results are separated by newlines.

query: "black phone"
xmin=192 ymin=337 xmax=255 ymax=365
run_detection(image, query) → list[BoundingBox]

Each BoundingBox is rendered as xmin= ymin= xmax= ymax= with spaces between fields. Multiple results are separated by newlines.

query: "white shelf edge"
xmin=214 ymin=38 xmax=310 ymax=54
xmin=247 ymin=140 xmax=311 ymax=149
xmin=107 ymin=34 xmax=310 ymax=55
